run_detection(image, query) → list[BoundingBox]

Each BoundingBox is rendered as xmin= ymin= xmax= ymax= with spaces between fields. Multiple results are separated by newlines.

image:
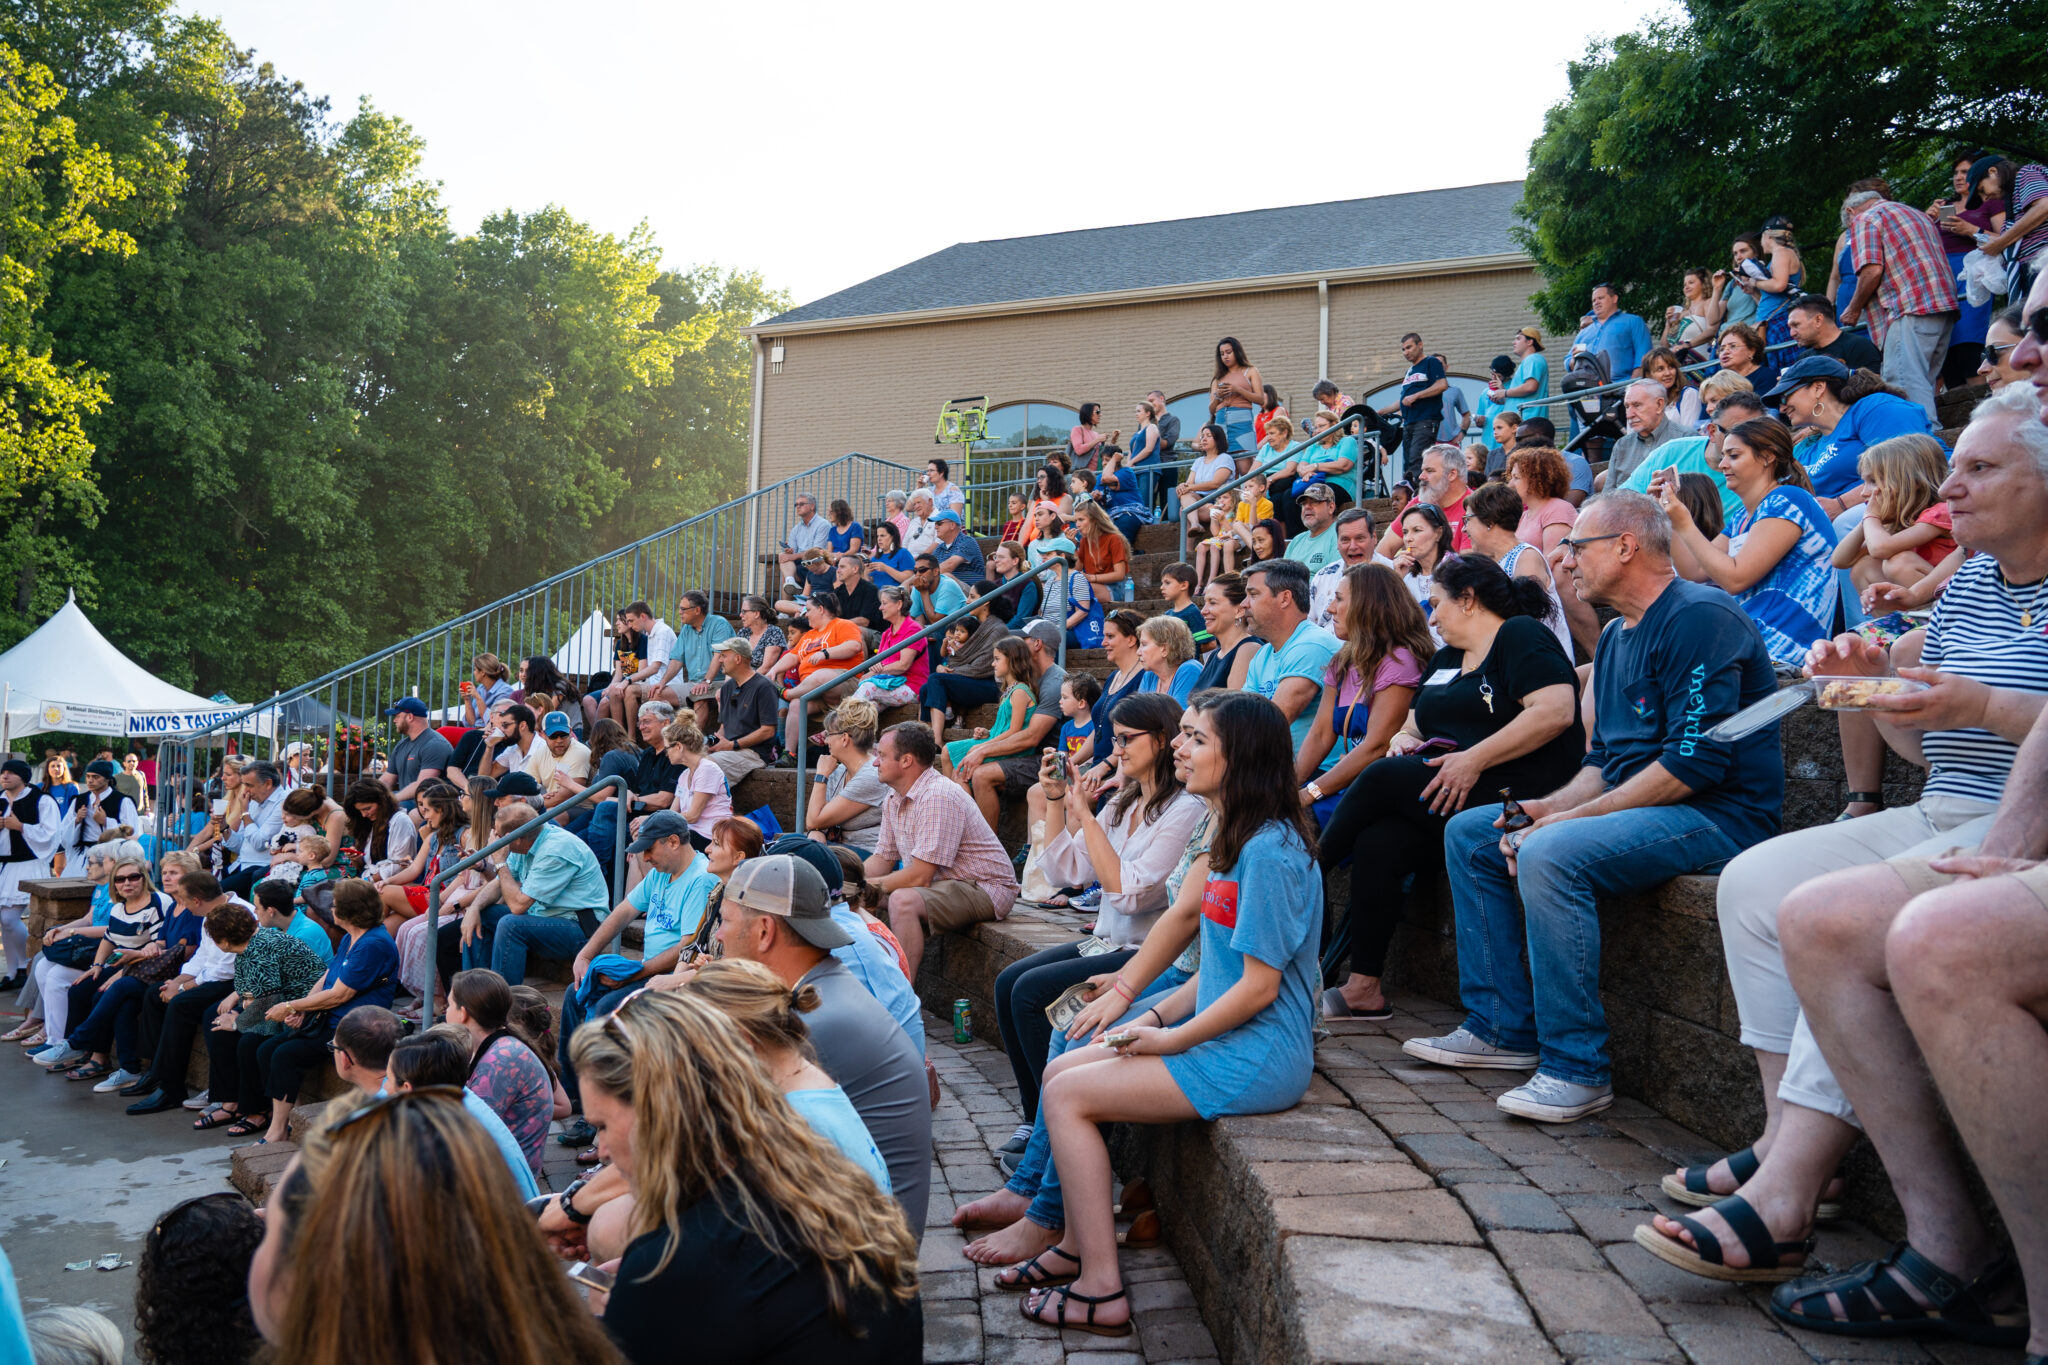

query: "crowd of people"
xmin=1 ymin=171 xmax=2045 ymax=1361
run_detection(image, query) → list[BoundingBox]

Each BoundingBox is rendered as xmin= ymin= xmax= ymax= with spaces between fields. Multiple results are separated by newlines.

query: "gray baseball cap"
xmin=721 ymin=855 xmax=852 ymax=950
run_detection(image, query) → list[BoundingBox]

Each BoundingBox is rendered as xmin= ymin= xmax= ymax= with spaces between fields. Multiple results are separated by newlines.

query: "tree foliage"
xmin=0 ymin=0 xmax=786 ymax=699
xmin=1515 ymin=0 xmax=2048 ymax=331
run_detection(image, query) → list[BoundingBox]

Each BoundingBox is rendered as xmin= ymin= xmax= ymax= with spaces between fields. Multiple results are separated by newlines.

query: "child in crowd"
xmin=1831 ymin=433 xmax=1960 ymax=627
xmin=1057 ymin=673 xmax=1101 ymax=771
xmin=1193 ymin=489 xmax=1240 ymax=586
xmin=1066 ymin=471 xmax=1096 ymax=511
xmin=1237 ymin=470 xmax=1274 ymax=523
xmin=1390 ymin=482 xmax=1415 ymax=517
xmin=1000 ymin=492 xmax=1028 ymax=544
xmin=1158 ymin=562 xmax=1209 ymax=648
xmin=266 ymin=805 xmax=316 ymax=883
xmin=942 ymin=616 xmax=976 ymax=661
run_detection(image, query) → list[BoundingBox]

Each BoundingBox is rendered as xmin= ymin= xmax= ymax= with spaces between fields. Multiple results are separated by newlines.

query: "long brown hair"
xmin=1725 ymin=419 xmax=1813 ymax=492
xmin=342 ymin=780 xmax=397 ymax=862
xmin=1105 ymin=692 xmax=1187 ymax=827
xmin=1185 ymin=690 xmax=1317 ymax=872
xmin=569 ymin=991 xmax=918 ymax=1319
xmin=271 ymin=1091 xmax=620 ymax=1365
xmin=1333 ymin=563 xmax=1436 ymax=694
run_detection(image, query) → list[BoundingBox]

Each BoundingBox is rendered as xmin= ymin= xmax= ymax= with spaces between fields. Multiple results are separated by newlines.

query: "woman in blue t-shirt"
xmin=251 ymin=877 xmax=399 ymax=1144
xmin=1777 ymin=363 xmax=1940 ymax=513
xmin=866 ymin=519 xmax=915 ymax=586
xmin=823 ymin=498 xmax=864 ymax=556
xmin=1012 ymin=691 xmax=1321 ymax=1338
xmin=1654 ymin=419 xmax=1838 ymax=667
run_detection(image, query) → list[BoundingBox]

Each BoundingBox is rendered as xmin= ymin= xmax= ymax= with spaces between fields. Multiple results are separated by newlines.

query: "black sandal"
xmin=1663 ymin=1146 xmax=1844 ymax=1220
xmin=1836 ymin=790 xmax=1885 ymax=822
xmin=192 ymin=1107 xmax=241 ymax=1131
xmin=1769 ymin=1245 xmax=2029 ymax=1346
xmin=1022 ymin=1284 xmax=1132 ymax=1338
xmin=1631 ymin=1194 xmax=1814 ymax=1283
xmin=995 ymin=1244 xmax=1079 ymax=1292
xmin=223 ymin=1117 xmax=265 ymax=1137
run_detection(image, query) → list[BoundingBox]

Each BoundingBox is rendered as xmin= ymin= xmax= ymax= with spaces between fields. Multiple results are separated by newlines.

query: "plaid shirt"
xmin=1850 ymin=199 xmax=1959 ymax=344
xmin=873 ymin=766 xmax=1019 ymax=917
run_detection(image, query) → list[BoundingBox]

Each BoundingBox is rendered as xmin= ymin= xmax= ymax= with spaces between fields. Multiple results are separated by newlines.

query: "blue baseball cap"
xmin=932 ymin=509 xmax=964 ymax=527
xmin=383 ymin=697 xmax=427 ymax=718
xmin=1763 ymin=354 xmax=1849 ymax=400
xmin=541 ymin=712 xmax=572 ymax=736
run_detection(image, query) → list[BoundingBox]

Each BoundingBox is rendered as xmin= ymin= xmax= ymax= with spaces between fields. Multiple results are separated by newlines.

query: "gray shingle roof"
xmin=762 ymin=181 xmax=1525 ymax=329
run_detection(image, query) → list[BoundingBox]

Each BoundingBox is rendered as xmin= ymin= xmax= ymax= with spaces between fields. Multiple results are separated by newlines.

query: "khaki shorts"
xmin=1888 ymin=853 xmax=2048 ymax=911
xmin=917 ymin=878 xmax=998 ymax=932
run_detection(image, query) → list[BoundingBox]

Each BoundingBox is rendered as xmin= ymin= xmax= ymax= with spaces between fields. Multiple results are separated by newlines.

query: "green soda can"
xmin=952 ymin=999 xmax=973 ymax=1044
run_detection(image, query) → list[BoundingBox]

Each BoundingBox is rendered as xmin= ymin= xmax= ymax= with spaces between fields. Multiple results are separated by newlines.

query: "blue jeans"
xmin=489 ymin=911 xmax=595 ymax=986
xmin=1004 ymin=970 xmax=1189 ymax=1231
xmin=1831 ymin=504 xmax=1867 ymax=631
xmin=67 ymin=974 xmax=149 ymax=1071
xmin=1442 ymin=802 xmax=1742 ymax=1087
xmin=558 ymin=977 xmax=641 ymax=1107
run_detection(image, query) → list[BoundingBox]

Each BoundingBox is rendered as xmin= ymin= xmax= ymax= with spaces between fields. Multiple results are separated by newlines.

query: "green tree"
xmin=1515 ymin=0 xmax=2048 ymax=332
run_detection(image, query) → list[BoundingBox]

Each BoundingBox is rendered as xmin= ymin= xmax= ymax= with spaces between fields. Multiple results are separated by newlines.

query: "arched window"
xmin=967 ymin=401 xmax=1079 ymax=525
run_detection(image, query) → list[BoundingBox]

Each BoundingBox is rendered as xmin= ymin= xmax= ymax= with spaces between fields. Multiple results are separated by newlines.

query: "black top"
xmin=1413 ymin=615 xmax=1584 ymax=802
xmin=719 ymin=673 xmax=783 ymax=757
xmin=833 ymin=579 xmax=883 ymax=631
xmin=604 ymin=1188 xmax=922 ymax=1365
xmin=631 ymin=747 xmax=683 ymax=810
xmin=1803 ymin=331 xmax=1884 ymax=374
xmin=1192 ymin=635 xmax=1262 ymax=693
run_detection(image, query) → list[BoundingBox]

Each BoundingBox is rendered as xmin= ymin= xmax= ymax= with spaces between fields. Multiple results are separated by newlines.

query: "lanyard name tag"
xmin=1425 ymin=668 xmax=1461 ymax=687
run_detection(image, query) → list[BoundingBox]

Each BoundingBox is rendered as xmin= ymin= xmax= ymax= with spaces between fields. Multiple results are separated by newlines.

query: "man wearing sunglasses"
xmin=1404 ymin=491 xmax=1782 ymax=1123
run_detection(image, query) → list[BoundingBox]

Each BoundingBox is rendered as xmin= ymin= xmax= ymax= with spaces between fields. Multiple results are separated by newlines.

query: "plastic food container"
xmin=1810 ymin=674 xmax=1931 ymax=712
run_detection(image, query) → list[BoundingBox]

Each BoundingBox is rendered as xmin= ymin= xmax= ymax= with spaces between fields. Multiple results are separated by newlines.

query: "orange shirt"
xmin=1077 ymin=530 xmax=1131 ymax=578
xmin=794 ymin=618 xmax=863 ymax=682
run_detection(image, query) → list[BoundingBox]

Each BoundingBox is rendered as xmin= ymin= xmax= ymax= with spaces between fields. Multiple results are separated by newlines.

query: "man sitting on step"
xmin=1404 ymin=491 xmax=1782 ymax=1123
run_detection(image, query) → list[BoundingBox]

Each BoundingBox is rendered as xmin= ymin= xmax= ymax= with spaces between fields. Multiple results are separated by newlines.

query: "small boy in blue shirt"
xmin=1058 ymin=673 xmax=1101 ymax=769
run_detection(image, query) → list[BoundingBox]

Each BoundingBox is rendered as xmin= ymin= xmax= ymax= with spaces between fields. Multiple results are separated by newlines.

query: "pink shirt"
xmin=1517 ymin=498 xmax=1577 ymax=550
xmin=1325 ymin=647 xmax=1426 ymax=711
xmin=874 ymin=617 xmax=931 ymax=693
xmin=673 ymin=760 xmax=733 ymax=838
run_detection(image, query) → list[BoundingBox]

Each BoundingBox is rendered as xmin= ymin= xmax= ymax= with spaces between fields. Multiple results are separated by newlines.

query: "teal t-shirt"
xmin=912 ymin=575 xmax=968 ymax=620
xmin=626 ymin=851 xmax=718 ymax=958
xmin=1284 ymin=526 xmax=1339 ymax=574
xmin=284 ymin=910 xmax=335 ymax=965
xmin=1244 ymin=620 xmax=1341 ymax=749
xmin=1621 ymin=435 xmax=1745 ymax=527
xmin=787 ymin=1085 xmax=893 ymax=1193
xmin=1508 ymin=353 xmax=1550 ymax=416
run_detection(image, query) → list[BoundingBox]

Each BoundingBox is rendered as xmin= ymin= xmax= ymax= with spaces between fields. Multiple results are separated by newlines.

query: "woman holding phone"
xmin=1316 ymin=554 xmax=1582 ymax=1020
xmin=1005 ymin=691 xmax=1321 ymax=1338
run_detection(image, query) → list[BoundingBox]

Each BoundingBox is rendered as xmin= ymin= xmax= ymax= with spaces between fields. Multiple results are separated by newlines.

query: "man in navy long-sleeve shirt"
xmin=1404 ymin=491 xmax=1781 ymax=1123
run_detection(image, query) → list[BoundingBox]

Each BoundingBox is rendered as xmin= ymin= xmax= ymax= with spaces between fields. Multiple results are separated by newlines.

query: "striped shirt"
xmin=2010 ymin=163 xmax=2048 ymax=267
xmin=1918 ymin=555 xmax=2048 ymax=804
xmin=1850 ymin=200 xmax=1958 ymax=344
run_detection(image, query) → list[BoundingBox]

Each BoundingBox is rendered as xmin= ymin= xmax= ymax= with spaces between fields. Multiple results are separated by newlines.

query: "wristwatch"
xmin=1305 ymin=782 xmax=1325 ymax=802
xmin=558 ymin=1177 xmax=594 ymax=1224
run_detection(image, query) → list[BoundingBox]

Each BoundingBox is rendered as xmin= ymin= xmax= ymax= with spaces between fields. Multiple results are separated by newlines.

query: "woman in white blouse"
xmin=978 ymin=693 xmax=1206 ymax=1186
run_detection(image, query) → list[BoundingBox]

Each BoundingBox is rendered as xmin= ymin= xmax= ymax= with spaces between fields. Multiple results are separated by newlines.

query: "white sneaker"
xmin=1496 ymin=1073 xmax=1613 ymax=1123
xmin=31 ymin=1044 xmax=82 ymax=1069
xmin=93 ymin=1068 xmax=141 ymax=1094
xmin=1401 ymin=1027 xmax=1539 ymax=1070
xmin=181 ymin=1090 xmax=213 ymax=1111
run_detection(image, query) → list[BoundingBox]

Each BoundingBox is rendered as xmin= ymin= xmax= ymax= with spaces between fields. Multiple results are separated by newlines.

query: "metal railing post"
xmin=423 ymin=774 xmax=630 ymax=1028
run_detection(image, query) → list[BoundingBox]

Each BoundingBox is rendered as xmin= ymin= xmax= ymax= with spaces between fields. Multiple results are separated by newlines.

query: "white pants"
xmin=1716 ymin=795 xmax=1996 ymax=1123
xmin=31 ymin=955 xmax=87 ymax=1039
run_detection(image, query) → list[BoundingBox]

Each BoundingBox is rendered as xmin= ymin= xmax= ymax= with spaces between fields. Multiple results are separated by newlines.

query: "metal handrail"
xmin=176 ymin=450 xmax=917 ymax=742
xmin=1507 ymin=323 xmax=1869 ymax=415
xmin=420 ymin=774 xmax=630 ymax=1027
xmin=790 ymin=559 xmax=1072 ymax=835
xmin=1174 ymin=418 xmax=1369 ymax=559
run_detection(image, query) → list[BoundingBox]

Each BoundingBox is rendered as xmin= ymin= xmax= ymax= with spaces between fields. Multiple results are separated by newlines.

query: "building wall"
xmin=755 ymin=263 xmax=1553 ymax=489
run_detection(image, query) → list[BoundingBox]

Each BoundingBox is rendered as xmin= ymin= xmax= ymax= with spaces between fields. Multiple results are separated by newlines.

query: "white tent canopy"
xmin=0 ymin=592 xmax=250 ymax=741
xmin=552 ymin=609 xmax=615 ymax=676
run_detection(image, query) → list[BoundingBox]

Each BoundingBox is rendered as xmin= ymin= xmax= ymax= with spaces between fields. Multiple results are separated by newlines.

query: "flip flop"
xmin=1320 ymin=987 xmax=1393 ymax=1021
xmin=1632 ymin=1195 xmax=1814 ymax=1283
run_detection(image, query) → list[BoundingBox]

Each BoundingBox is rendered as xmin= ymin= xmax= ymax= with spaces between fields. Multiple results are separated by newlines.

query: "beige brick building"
xmin=746 ymin=181 xmax=1562 ymax=497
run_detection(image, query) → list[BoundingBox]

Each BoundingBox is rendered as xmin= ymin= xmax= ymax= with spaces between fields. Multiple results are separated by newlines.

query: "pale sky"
xmin=178 ymin=0 xmax=1668 ymax=312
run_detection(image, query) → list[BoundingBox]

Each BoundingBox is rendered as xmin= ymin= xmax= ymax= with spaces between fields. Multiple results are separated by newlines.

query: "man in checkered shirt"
xmin=1841 ymin=187 xmax=1961 ymax=423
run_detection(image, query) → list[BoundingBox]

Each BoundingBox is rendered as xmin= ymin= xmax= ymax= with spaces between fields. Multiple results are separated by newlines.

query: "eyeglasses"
xmin=1110 ymin=730 xmax=1147 ymax=749
xmin=328 ymin=1085 xmax=465 ymax=1134
xmin=1557 ymin=533 xmax=1626 ymax=557
xmin=112 ymin=873 xmax=145 ymax=884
